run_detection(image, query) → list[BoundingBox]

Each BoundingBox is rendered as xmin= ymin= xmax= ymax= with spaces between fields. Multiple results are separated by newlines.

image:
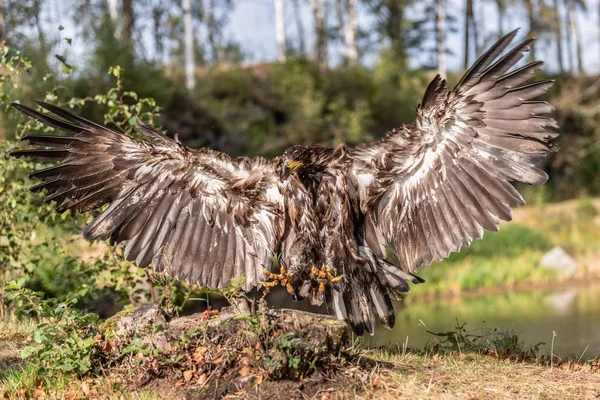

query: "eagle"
xmin=11 ymin=30 xmax=558 ymax=336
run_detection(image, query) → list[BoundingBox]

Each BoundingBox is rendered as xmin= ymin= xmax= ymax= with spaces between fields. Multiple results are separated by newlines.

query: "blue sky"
xmin=37 ymin=0 xmax=600 ymax=75
xmin=225 ymin=0 xmax=600 ymax=73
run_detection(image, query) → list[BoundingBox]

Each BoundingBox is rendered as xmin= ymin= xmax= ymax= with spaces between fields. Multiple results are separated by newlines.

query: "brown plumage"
xmin=11 ymin=30 xmax=558 ymax=336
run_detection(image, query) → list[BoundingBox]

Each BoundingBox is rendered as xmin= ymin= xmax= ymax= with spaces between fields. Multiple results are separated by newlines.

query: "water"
xmin=368 ymin=283 xmax=600 ymax=358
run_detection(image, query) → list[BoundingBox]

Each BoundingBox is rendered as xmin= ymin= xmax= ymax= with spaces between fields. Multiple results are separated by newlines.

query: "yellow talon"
xmin=312 ymin=264 xmax=343 ymax=293
xmin=263 ymin=267 xmax=295 ymax=295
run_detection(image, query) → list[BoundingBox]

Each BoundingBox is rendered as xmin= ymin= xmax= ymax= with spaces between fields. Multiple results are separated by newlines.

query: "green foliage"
xmin=414 ymin=224 xmax=556 ymax=296
xmin=446 ymin=224 xmax=552 ymax=262
xmin=0 ymin=43 xmax=196 ymax=322
xmin=424 ymin=320 xmax=545 ymax=359
xmin=6 ymin=280 xmax=100 ymax=377
xmin=574 ymin=197 xmax=598 ymax=219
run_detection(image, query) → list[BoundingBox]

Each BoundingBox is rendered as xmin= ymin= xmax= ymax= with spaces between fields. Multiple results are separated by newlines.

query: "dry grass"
xmin=1 ymin=311 xmax=599 ymax=399
xmin=358 ymin=352 xmax=600 ymax=400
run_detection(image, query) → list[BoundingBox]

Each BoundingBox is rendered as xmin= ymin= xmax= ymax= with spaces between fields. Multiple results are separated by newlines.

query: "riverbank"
xmin=1 ymin=308 xmax=599 ymax=399
xmin=405 ymin=197 xmax=600 ymax=300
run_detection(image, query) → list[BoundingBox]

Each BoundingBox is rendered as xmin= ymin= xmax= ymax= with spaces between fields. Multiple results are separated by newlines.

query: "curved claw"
xmin=311 ymin=265 xmax=343 ymax=294
xmin=263 ymin=267 xmax=295 ymax=295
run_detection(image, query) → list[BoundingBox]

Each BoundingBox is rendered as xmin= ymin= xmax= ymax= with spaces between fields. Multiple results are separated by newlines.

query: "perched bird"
xmin=11 ymin=30 xmax=558 ymax=336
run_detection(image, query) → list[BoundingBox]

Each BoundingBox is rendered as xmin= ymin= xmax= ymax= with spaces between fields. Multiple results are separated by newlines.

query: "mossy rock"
xmin=97 ymin=305 xmax=353 ymax=392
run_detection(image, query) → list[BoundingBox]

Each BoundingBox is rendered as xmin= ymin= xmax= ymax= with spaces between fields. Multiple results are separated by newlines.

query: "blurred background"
xmin=1 ymin=0 xmax=600 ymax=358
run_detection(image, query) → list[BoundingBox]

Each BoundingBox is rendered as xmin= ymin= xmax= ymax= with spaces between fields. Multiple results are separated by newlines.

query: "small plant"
xmin=6 ymin=280 xmax=101 ymax=377
xmin=574 ymin=197 xmax=598 ymax=219
xmin=423 ymin=320 xmax=541 ymax=359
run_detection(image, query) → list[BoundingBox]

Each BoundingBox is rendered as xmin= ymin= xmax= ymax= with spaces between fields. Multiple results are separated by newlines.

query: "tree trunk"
xmin=437 ymin=0 xmax=446 ymax=78
xmin=378 ymin=0 xmax=406 ymax=65
xmin=565 ymin=0 xmax=573 ymax=73
xmin=274 ymin=0 xmax=286 ymax=62
xmin=524 ymin=0 xmax=536 ymax=61
xmin=346 ymin=0 xmax=358 ymax=64
xmin=336 ymin=0 xmax=347 ymax=61
xmin=291 ymin=0 xmax=306 ymax=55
xmin=570 ymin=2 xmax=584 ymax=75
xmin=122 ymin=0 xmax=134 ymax=43
xmin=553 ymin=0 xmax=564 ymax=74
xmin=464 ymin=0 xmax=472 ymax=69
xmin=310 ymin=0 xmax=328 ymax=68
xmin=107 ymin=0 xmax=118 ymax=21
xmin=182 ymin=0 xmax=195 ymax=90
xmin=496 ymin=0 xmax=505 ymax=37
xmin=201 ymin=0 xmax=219 ymax=64
xmin=0 ymin=0 xmax=5 ymax=43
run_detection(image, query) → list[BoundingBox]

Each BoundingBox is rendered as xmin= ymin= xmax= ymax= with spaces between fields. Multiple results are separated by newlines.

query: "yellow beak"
xmin=286 ymin=160 xmax=303 ymax=172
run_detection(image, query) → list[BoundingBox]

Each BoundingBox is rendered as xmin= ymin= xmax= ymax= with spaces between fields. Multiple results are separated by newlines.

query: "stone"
xmin=540 ymin=246 xmax=578 ymax=278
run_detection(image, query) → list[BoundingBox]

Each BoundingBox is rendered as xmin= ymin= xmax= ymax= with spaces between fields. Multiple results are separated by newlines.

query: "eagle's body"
xmin=11 ymin=30 xmax=558 ymax=335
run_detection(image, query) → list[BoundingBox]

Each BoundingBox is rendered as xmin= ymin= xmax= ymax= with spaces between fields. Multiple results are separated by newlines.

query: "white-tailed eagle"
xmin=11 ymin=30 xmax=558 ymax=335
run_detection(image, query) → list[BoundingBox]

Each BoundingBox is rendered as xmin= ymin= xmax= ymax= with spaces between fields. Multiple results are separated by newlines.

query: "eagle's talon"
xmin=263 ymin=266 xmax=295 ymax=295
xmin=312 ymin=264 xmax=343 ymax=293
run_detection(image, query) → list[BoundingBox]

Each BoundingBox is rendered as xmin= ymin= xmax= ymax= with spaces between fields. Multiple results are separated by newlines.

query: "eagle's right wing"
xmin=350 ymin=30 xmax=559 ymax=274
xmin=11 ymin=102 xmax=285 ymax=290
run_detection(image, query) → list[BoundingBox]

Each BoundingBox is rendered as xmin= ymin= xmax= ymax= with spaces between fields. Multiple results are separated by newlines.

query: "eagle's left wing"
xmin=10 ymin=101 xmax=285 ymax=291
xmin=349 ymin=30 xmax=558 ymax=274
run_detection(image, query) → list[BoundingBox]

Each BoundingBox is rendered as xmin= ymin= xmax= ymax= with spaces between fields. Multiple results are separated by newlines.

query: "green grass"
xmin=408 ymin=198 xmax=600 ymax=298
xmin=2 ymin=314 xmax=599 ymax=400
xmin=410 ymin=224 xmax=556 ymax=297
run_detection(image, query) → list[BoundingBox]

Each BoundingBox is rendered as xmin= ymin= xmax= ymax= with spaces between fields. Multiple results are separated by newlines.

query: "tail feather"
xmin=369 ymin=285 xmax=395 ymax=329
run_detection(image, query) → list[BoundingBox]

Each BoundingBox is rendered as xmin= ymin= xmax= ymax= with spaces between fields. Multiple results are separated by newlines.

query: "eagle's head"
xmin=280 ymin=144 xmax=333 ymax=179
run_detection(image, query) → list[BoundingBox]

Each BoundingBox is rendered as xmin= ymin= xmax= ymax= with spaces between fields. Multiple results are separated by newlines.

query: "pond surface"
xmin=367 ymin=283 xmax=600 ymax=358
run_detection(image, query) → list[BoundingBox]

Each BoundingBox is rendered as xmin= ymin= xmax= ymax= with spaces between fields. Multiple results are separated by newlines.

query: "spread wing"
xmin=11 ymin=101 xmax=284 ymax=290
xmin=350 ymin=30 xmax=558 ymax=273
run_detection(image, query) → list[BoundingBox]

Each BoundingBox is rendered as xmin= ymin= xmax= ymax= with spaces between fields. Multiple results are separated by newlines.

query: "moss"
xmin=99 ymin=307 xmax=136 ymax=341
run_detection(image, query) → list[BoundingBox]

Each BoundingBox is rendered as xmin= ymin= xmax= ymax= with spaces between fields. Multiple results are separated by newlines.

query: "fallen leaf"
xmin=198 ymin=373 xmax=208 ymax=385
xmin=103 ymin=341 xmax=113 ymax=352
xmin=81 ymin=381 xmax=90 ymax=395
xmin=321 ymin=393 xmax=332 ymax=400
xmin=193 ymin=347 xmax=208 ymax=362
xmin=183 ymin=370 xmax=194 ymax=382
xmin=65 ymin=391 xmax=78 ymax=400
xmin=239 ymin=366 xmax=251 ymax=377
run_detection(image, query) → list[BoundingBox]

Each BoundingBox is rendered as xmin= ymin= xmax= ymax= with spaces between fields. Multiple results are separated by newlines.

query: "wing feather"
xmin=11 ymin=103 xmax=285 ymax=290
xmin=350 ymin=31 xmax=557 ymax=273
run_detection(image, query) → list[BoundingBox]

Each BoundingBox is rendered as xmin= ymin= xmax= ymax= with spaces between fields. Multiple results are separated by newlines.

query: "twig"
xmin=576 ymin=344 xmax=590 ymax=364
xmin=550 ymin=330 xmax=557 ymax=370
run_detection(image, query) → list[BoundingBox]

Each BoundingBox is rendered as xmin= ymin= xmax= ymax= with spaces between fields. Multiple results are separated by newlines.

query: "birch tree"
xmin=567 ymin=0 xmax=584 ymax=75
xmin=553 ymin=0 xmax=564 ymax=74
xmin=0 ymin=0 xmax=5 ymax=42
xmin=494 ymin=0 xmax=507 ymax=37
xmin=337 ymin=0 xmax=357 ymax=64
xmin=274 ymin=0 xmax=286 ymax=62
xmin=310 ymin=0 xmax=328 ymax=68
xmin=464 ymin=0 xmax=478 ymax=69
xmin=436 ymin=0 xmax=446 ymax=78
xmin=523 ymin=0 xmax=536 ymax=61
xmin=122 ymin=0 xmax=134 ymax=43
xmin=107 ymin=0 xmax=118 ymax=21
xmin=182 ymin=0 xmax=195 ymax=90
xmin=291 ymin=0 xmax=306 ymax=55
